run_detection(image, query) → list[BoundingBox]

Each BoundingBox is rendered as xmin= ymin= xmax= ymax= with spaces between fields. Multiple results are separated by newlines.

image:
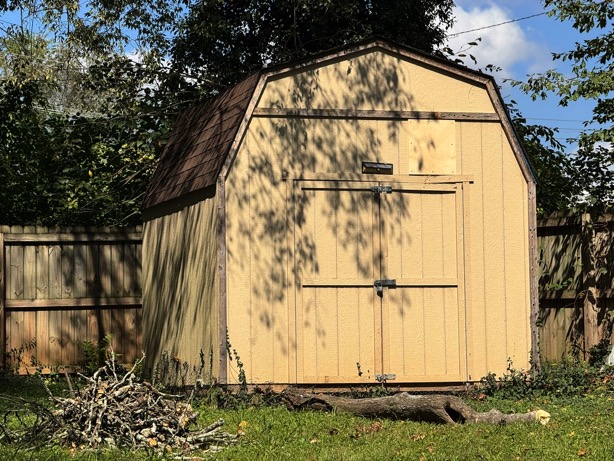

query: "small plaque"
xmin=362 ymin=161 xmax=393 ymax=175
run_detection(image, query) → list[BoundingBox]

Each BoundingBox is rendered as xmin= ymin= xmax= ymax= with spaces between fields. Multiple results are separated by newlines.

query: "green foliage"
xmin=508 ymin=102 xmax=578 ymax=214
xmin=0 ymin=0 xmax=456 ymax=226
xmin=0 ymin=3 xmax=176 ymax=226
xmin=515 ymin=0 xmax=614 ymax=210
xmin=152 ymin=350 xmax=200 ymax=391
xmin=588 ymin=336 xmax=612 ymax=367
xmin=170 ymin=0 xmax=454 ymax=98
xmin=229 ymin=347 xmax=247 ymax=394
xmin=77 ymin=334 xmax=114 ymax=376
xmin=479 ymin=359 xmax=533 ymax=400
xmin=478 ymin=356 xmax=614 ymax=399
xmin=0 ymin=30 xmax=168 ymax=226
xmin=532 ymin=357 xmax=598 ymax=396
xmin=2 ymin=338 xmax=37 ymax=374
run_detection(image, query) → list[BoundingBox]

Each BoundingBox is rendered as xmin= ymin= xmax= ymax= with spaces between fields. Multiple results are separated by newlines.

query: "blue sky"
xmin=448 ymin=0 xmax=599 ymax=149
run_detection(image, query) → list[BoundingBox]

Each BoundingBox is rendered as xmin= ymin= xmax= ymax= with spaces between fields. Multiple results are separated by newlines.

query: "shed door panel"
xmin=381 ymin=187 xmax=466 ymax=382
xmin=295 ymin=181 xmax=467 ymax=384
xmin=296 ymin=183 xmax=379 ymax=383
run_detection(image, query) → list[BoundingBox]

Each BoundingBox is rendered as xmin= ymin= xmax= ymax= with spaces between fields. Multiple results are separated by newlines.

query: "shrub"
xmin=77 ymin=334 xmax=114 ymax=376
xmin=478 ymin=356 xmax=614 ymax=399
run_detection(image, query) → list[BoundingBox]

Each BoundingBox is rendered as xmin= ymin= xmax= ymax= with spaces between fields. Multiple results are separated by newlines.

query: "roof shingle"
xmin=142 ymin=73 xmax=261 ymax=210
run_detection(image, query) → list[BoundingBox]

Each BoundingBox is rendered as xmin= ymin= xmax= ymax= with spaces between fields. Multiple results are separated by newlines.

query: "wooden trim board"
xmin=5 ymin=297 xmax=141 ymax=309
xmin=253 ymin=107 xmax=499 ymax=122
xmin=0 ymin=233 xmax=5 ymax=366
xmin=217 ymin=178 xmax=228 ymax=384
xmin=3 ymin=233 xmax=141 ymax=243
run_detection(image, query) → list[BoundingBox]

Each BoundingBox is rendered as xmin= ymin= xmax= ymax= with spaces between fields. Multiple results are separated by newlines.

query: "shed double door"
xmin=294 ymin=180 xmax=467 ymax=384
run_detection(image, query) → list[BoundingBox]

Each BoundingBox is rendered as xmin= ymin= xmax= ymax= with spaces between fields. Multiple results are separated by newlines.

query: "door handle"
xmin=374 ymin=279 xmax=396 ymax=297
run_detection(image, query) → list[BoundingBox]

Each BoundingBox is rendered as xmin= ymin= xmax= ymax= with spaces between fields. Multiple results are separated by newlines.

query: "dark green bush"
xmin=478 ymin=356 xmax=614 ymax=399
xmin=532 ymin=356 xmax=595 ymax=396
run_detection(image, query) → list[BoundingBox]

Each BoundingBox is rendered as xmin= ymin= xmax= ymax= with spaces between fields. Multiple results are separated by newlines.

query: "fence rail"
xmin=0 ymin=226 xmax=142 ymax=373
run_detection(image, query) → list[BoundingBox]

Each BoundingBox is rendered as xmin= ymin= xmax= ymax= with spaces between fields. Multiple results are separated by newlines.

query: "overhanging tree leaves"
xmin=508 ymin=102 xmax=577 ymax=214
xmin=0 ymin=2 xmax=177 ymax=225
xmin=517 ymin=0 xmax=614 ymax=209
xmin=169 ymin=0 xmax=454 ymax=99
xmin=1 ymin=0 xmax=457 ymax=225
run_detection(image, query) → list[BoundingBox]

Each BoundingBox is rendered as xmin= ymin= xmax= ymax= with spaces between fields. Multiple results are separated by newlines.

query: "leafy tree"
xmin=509 ymin=104 xmax=577 ymax=214
xmin=169 ymin=0 xmax=454 ymax=98
xmin=0 ymin=0 xmax=457 ymax=225
xmin=0 ymin=2 xmax=174 ymax=225
xmin=517 ymin=0 xmax=614 ymax=209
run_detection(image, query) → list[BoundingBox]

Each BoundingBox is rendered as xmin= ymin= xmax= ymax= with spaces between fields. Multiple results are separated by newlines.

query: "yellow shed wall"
xmin=224 ymin=50 xmax=532 ymax=385
xmin=460 ymin=122 xmax=531 ymax=380
xmin=261 ymin=50 xmax=494 ymax=113
xmin=225 ymin=117 xmax=292 ymax=384
xmin=142 ymin=197 xmax=219 ymax=384
xmin=224 ymin=116 xmax=463 ymax=384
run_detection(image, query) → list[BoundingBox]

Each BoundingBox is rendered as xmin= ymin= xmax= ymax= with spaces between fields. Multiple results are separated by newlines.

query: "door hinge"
xmin=374 ymin=279 xmax=396 ymax=297
xmin=370 ymin=185 xmax=392 ymax=195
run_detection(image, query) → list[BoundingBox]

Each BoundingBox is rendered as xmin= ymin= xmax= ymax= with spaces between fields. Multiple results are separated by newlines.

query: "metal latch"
xmin=376 ymin=373 xmax=396 ymax=382
xmin=370 ymin=185 xmax=392 ymax=195
xmin=374 ymin=279 xmax=396 ymax=297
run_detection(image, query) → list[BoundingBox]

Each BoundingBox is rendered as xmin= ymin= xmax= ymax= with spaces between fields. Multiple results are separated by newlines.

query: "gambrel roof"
xmin=143 ymin=73 xmax=261 ymax=209
xmin=143 ymin=37 xmax=534 ymax=211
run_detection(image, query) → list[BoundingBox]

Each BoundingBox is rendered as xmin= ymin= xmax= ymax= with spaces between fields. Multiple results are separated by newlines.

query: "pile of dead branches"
xmin=0 ymin=357 xmax=238 ymax=457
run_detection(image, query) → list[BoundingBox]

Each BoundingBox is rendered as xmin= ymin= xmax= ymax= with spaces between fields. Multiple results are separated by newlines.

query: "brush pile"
xmin=0 ymin=357 xmax=238 ymax=458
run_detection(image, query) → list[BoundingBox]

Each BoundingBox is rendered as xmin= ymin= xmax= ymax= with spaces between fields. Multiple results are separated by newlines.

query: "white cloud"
xmin=445 ymin=2 xmax=550 ymax=79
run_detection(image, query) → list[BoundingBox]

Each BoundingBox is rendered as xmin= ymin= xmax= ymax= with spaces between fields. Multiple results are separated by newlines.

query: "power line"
xmin=447 ymin=12 xmax=548 ymax=38
xmin=525 ymin=117 xmax=593 ymax=123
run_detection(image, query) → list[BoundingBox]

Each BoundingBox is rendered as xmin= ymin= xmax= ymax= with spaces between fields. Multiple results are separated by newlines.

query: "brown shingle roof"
xmin=142 ymin=72 xmax=261 ymax=210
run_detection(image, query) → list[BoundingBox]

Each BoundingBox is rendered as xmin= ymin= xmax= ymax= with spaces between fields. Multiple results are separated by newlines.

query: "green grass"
xmin=209 ymin=395 xmax=614 ymax=461
xmin=1 ymin=376 xmax=614 ymax=460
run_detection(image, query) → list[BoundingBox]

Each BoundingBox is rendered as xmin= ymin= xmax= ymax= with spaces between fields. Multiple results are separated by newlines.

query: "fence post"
xmin=582 ymin=212 xmax=606 ymax=358
xmin=0 ymin=231 xmax=4 ymax=368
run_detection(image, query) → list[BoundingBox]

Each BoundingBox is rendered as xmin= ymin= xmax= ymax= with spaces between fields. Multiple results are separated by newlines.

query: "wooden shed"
xmin=142 ymin=38 xmax=538 ymax=387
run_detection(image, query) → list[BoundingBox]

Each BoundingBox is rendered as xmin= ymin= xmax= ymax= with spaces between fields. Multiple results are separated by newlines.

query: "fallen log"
xmin=280 ymin=388 xmax=550 ymax=425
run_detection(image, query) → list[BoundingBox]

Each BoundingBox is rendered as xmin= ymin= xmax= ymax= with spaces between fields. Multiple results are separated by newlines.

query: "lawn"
xmin=210 ymin=395 xmax=614 ymax=461
xmin=0 ymin=375 xmax=613 ymax=460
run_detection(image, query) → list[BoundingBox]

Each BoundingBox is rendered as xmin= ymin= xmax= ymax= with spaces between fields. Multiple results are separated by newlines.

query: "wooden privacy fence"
xmin=2 ymin=215 xmax=611 ymax=372
xmin=0 ymin=226 xmax=142 ymax=373
xmin=539 ymin=212 xmax=614 ymax=362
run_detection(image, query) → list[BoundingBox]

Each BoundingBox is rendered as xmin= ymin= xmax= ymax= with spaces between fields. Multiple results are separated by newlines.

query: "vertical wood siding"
xmin=144 ymin=49 xmax=534 ymax=386
xmin=0 ymin=226 xmax=142 ymax=373
xmin=459 ymin=122 xmax=531 ymax=380
xmin=538 ymin=213 xmax=614 ymax=361
xmin=220 ymin=52 xmax=533 ymax=384
xmin=142 ymin=197 xmax=220 ymax=384
xmin=225 ymin=119 xmax=291 ymax=384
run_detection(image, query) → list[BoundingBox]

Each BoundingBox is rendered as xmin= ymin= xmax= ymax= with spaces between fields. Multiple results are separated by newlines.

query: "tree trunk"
xmin=280 ymin=389 xmax=550 ymax=425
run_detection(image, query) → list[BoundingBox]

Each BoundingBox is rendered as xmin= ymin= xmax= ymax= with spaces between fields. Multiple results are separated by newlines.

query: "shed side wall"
xmin=460 ymin=122 xmax=531 ymax=380
xmin=142 ymin=196 xmax=219 ymax=383
xmin=225 ymin=120 xmax=292 ymax=384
